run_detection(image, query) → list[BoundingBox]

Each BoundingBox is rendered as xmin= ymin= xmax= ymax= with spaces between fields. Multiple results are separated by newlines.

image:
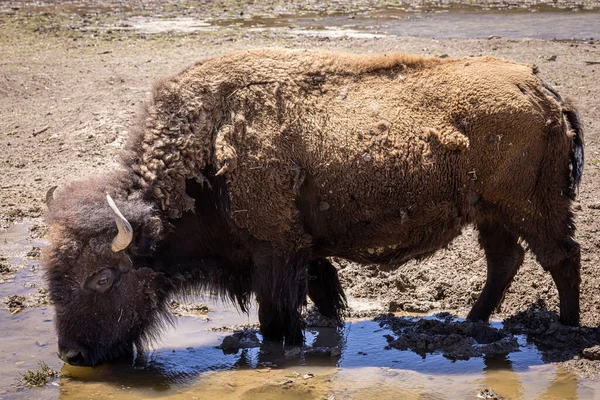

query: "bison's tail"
xmin=563 ymin=99 xmax=584 ymax=200
xmin=539 ymin=81 xmax=584 ymax=200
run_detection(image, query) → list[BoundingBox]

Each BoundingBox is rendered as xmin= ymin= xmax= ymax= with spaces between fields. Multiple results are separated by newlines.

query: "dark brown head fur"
xmin=43 ymin=170 xmax=262 ymax=366
xmin=43 ymin=172 xmax=173 ymax=366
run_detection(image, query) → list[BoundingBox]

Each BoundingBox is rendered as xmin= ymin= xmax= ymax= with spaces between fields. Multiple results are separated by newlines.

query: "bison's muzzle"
xmin=58 ymin=342 xmax=89 ymax=366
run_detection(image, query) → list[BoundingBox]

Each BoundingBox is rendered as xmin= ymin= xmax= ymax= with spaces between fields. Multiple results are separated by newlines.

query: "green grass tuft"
xmin=17 ymin=361 xmax=59 ymax=388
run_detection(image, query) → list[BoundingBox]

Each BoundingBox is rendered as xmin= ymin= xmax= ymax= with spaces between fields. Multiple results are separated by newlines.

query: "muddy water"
xmin=2 ymin=223 xmax=600 ymax=400
xmin=125 ymin=4 xmax=600 ymax=40
xmin=9 ymin=1 xmax=598 ymax=39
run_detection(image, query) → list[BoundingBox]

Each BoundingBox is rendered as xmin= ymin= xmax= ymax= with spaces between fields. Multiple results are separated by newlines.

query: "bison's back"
xmin=125 ymin=50 xmax=566 ymax=254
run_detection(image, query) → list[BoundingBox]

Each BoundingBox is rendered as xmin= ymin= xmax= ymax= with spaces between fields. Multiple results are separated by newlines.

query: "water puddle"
xmin=3 ymin=2 xmax=598 ymax=40
xmin=127 ymin=17 xmax=215 ymax=35
xmin=2 ymin=221 xmax=600 ymax=399
xmin=124 ymin=4 xmax=599 ymax=40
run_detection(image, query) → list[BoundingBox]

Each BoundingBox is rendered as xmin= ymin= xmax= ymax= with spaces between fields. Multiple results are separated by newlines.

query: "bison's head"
xmin=44 ymin=181 xmax=171 ymax=367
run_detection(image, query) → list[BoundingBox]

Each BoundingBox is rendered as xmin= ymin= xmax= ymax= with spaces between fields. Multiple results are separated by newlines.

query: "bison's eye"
xmin=85 ymin=269 xmax=115 ymax=293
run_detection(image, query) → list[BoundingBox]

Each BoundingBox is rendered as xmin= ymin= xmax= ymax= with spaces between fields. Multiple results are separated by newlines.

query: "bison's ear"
xmin=106 ymin=194 xmax=134 ymax=252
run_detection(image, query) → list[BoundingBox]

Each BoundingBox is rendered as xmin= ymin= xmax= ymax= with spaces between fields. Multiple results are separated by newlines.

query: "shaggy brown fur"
xmin=44 ymin=49 xmax=583 ymax=366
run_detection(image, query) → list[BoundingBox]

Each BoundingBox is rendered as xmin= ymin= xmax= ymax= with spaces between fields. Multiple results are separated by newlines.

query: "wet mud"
xmin=377 ymin=313 xmax=520 ymax=360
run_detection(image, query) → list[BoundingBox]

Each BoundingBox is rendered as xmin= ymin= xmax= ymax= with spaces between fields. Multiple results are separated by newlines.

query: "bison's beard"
xmin=127 ymin=272 xmax=176 ymax=365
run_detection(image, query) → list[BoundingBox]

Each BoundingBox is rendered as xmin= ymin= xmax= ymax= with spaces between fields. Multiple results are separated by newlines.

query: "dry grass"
xmin=17 ymin=361 xmax=59 ymax=388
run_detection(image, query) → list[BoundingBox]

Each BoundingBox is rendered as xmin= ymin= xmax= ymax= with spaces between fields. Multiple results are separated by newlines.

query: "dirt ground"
xmin=1 ymin=0 xmax=600 ymax=380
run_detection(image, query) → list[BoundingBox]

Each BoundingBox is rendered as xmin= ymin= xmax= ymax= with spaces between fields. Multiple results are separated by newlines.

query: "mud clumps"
xmin=503 ymin=307 xmax=600 ymax=361
xmin=582 ymin=345 xmax=600 ymax=361
xmin=219 ymin=330 xmax=261 ymax=354
xmin=5 ymin=295 xmax=26 ymax=314
xmin=29 ymin=288 xmax=50 ymax=307
xmin=210 ymin=322 xmax=261 ymax=332
xmin=376 ymin=313 xmax=518 ymax=360
xmin=2 ymin=288 xmax=50 ymax=313
xmin=504 ymin=308 xmax=590 ymax=351
xmin=0 ymin=256 xmax=15 ymax=277
xmin=25 ymin=247 xmax=41 ymax=259
xmin=0 ymin=261 xmax=13 ymax=275
xmin=169 ymin=299 xmax=209 ymax=317
xmin=498 ymin=307 xmax=600 ymax=378
xmin=28 ymin=223 xmax=48 ymax=240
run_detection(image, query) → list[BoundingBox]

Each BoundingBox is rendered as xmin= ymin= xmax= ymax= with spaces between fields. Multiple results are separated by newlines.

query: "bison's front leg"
xmin=253 ymin=249 xmax=308 ymax=345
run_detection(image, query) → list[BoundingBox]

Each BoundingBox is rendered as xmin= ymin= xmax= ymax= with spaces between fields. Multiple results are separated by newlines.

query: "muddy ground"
xmin=1 ymin=0 xmax=600 ymax=384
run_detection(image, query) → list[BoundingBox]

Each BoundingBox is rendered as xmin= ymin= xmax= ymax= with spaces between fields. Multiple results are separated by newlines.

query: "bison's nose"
xmin=58 ymin=344 xmax=89 ymax=366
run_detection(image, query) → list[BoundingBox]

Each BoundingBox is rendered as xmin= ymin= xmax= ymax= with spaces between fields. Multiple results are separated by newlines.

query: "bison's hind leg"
xmin=307 ymin=258 xmax=348 ymax=320
xmin=526 ymin=234 xmax=581 ymax=326
xmin=467 ymin=220 xmax=525 ymax=323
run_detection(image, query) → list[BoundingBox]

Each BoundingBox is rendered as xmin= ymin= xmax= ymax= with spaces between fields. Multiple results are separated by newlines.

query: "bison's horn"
xmin=45 ymin=186 xmax=58 ymax=209
xmin=106 ymin=194 xmax=133 ymax=252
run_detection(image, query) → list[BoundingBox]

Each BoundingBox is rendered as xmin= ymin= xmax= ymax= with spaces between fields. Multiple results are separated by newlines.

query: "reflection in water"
xmin=540 ymin=367 xmax=580 ymax=400
xmin=479 ymin=355 xmax=524 ymax=399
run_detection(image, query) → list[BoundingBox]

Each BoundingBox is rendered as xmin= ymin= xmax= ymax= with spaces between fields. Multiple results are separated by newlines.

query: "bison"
xmin=43 ymin=49 xmax=583 ymax=367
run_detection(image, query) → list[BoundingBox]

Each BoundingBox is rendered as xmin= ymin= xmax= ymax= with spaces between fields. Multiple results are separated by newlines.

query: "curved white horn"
xmin=106 ymin=194 xmax=133 ymax=252
xmin=46 ymin=186 xmax=58 ymax=209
